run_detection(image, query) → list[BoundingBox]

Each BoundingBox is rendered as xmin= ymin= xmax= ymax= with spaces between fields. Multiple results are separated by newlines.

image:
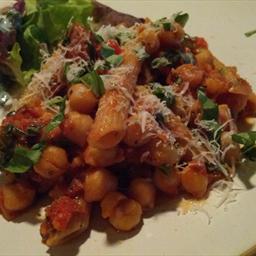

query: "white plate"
xmin=1 ymin=1 xmax=256 ymax=255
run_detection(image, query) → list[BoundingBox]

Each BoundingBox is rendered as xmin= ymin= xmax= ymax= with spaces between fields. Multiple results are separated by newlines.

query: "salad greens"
xmin=20 ymin=0 xmax=93 ymax=69
xmin=0 ymin=0 xmax=93 ymax=94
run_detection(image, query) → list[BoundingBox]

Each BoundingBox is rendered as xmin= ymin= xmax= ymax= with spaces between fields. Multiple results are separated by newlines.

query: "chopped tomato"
xmin=67 ymin=178 xmax=84 ymax=197
xmin=3 ymin=107 xmax=42 ymax=132
xmin=2 ymin=106 xmax=52 ymax=133
xmin=107 ymin=39 xmax=122 ymax=54
xmin=194 ymin=37 xmax=208 ymax=49
xmin=46 ymin=196 xmax=85 ymax=231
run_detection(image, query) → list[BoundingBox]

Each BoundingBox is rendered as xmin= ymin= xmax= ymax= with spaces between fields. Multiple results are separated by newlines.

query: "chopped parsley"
xmin=245 ymin=29 xmax=256 ymax=38
xmin=173 ymin=12 xmax=189 ymax=27
xmin=45 ymin=96 xmax=66 ymax=133
xmin=198 ymin=88 xmax=218 ymax=121
xmin=151 ymin=57 xmax=171 ymax=69
xmin=100 ymin=44 xmax=115 ymax=58
xmin=152 ymin=83 xmax=175 ymax=108
xmin=159 ymin=164 xmax=171 ymax=175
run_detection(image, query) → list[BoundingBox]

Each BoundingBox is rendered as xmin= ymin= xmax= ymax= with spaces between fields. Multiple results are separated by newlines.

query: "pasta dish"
xmin=0 ymin=0 xmax=255 ymax=247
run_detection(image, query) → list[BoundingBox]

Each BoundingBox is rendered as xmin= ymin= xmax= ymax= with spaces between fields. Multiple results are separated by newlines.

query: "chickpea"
xmin=195 ymin=48 xmax=213 ymax=68
xmin=84 ymin=168 xmax=118 ymax=202
xmin=62 ymin=111 xmax=93 ymax=147
xmin=158 ymin=23 xmax=184 ymax=48
xmin=180 ymin=161 xmax=209 ymax=198
xmin=204 ymin=74 xmax=229 ymax=97
xmin=1 ymin=182 xmax=35 ymax=211
xmin=100 ymin=191 xmax=126 ymax=219
xmin=109 ymin=198 xmax=142 ymax=231
xmin=34 ymin=146 xmax=69 ymax=179
xmin=123 ymin=121 xmax=143 ymax=147
xmin=84 ymin=145 xmax=124 ymax=167
xmin=154 ymin=168 xmax=180 ymax=196
xmin=221 ymin=131 xmax=240 ymax=164
xmin=138 ymin=29 xmax=160 ymax=54
xmin=68 ymin=83 xmax=98 ymax=114
xmin=146 ymin=139 xmax=179 ymax=167
xmin=173 ymin=64 xmax=204 ymax=88
xmin=129 ymin=178 xmax=156 ymax=210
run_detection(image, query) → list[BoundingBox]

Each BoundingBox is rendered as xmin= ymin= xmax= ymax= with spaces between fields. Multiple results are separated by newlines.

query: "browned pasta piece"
xmin=87 ymin=50 xmax=141 ymax=149
xmin=40 ymin=196 xmax=91 ymax=247
xmin=84 ymin=145 xmax=124 ymax=167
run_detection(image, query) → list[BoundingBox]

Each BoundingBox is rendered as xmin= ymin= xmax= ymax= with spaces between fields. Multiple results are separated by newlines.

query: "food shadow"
xmin=237 ymin=159 xmax=256 ymax=189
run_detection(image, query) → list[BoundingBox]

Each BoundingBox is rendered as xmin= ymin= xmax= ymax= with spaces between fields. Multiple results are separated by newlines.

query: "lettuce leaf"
xmin=0 ymin=42 xmax=26 ymax=87
xmin=19 ymin=0 xmax=93 ymax=69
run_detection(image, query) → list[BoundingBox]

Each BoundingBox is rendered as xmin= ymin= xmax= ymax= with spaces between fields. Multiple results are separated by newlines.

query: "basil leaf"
xmin=245 ymin=29 xmax=256 ymax=38
xmin=80 ymin=70 xmax=105 ymax=97
xmin=45 ymin=96 xmax=66 ymax=133
xmin=198 ymin=88 xmax=218 ymax=121
xmin=26 ymin=125 xmax=41 ymax=136
xmin=200 ymin=119 xmax=221 ymax=141
xmin=159 ymin=164 xmax=171 ymax=175
xmin=106 ymin=55 xmax=123 ymax=67
xmin=152 ymin=84 xmax=175 ymax=108
xmin=5 ymin=142 xmax=45 ymax=173
xmin=155 ymin=112 xmax=165 ymax=125
xmin=46 ymin=96 xmax=65 ymax=107
xmin=173 ymin=12 xmax=189 ymax=27
xmin=163 ymin=21 xmax=172 ymax=31
xmin=152 ymin=57 xmax=171 ymax=69
xmin=101 ymin=44 xmax=115 ymax=58
xmin=232 ymin=132 xmax=256 ymax=161
xmin=232 ymin=132 xmax=256 ymax=146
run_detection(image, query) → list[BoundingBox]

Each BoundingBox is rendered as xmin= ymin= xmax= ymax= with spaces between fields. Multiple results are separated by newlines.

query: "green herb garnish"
xmin=152 ymin=84 xmax=175 ymax=108
xmin=245 ymin=29 xmax=256 ymax=38
xmin=100 ymin=44 xmax=115 ymax=58
xmin=134 ymin=46 xmax=149 ymax=61
xmin=45 ymin=96 xmax=66 ymax=133
xmin=198 ymin=88 xmax=218 ymax=121
xmin=80 ymin=70 xmax=105 ymax=97
xmin=151 ymin=57 xmax=171 ymax=69
xmin=163 ymin=21 xmax=172 ymax=31
xmin=159 ymin=164 xmax=171 ymax=175
xmin=173 ymin=12 xmax=189 ymax=27
xmin=5 ymin=142 xmax=45 ymax=173
xmin=106 ymin=55 xmax=123 ymax=67
xmin=232 ymin=131 xmax=256 ymax=161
